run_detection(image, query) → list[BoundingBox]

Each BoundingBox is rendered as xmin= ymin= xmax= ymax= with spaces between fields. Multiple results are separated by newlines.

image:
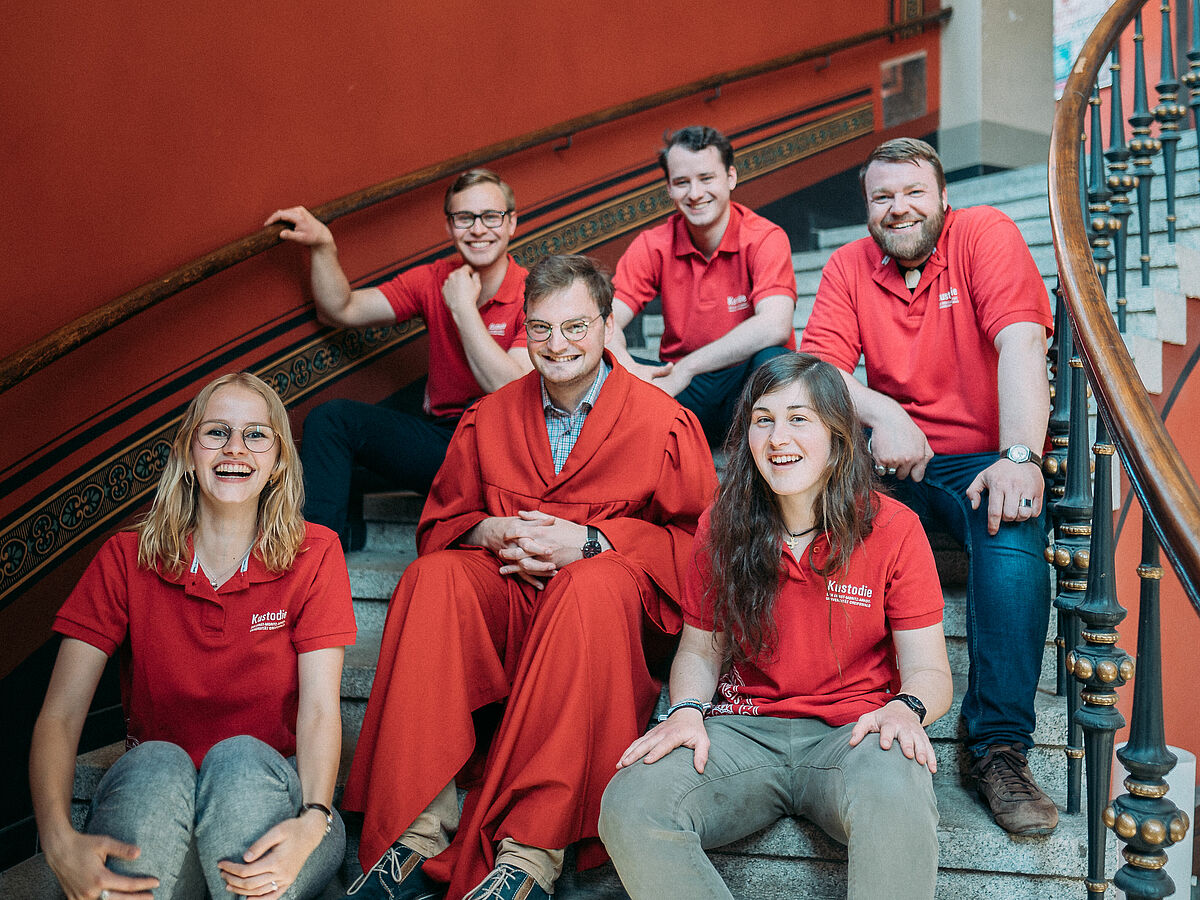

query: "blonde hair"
xmin=137 ymin=372 xmax=306 ymax=574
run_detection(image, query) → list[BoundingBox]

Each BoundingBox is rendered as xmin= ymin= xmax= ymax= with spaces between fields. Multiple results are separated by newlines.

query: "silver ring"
xmin=99 ymin=891 xmax=110 ymax=900
xmin=1020 ymin=498 xmax=1033 ymax=508
xmin=271 ymin=881 xmax=279 ymax=892
xmin=873 ymin=464 xmax=887 ymax=476
xmin=885 ymin=467 xmax=897 ymax=475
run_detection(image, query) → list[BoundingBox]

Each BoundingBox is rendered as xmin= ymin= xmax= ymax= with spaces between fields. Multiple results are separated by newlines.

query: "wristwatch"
xmin=581 ymin=525 xmax=602 ymax=559
xmin=1000 ymin=444 xmax=1042 ymax=466
xmin=890 ymin=692 xmax=927 ymax=723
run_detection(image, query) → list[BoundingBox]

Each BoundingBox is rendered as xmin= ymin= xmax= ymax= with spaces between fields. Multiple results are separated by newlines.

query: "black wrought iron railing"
xmin=1049 ymin=0 xmax=1200 ymax=896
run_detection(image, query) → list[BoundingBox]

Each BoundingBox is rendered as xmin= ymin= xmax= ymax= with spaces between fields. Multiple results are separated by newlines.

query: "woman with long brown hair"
xmin=30 ymin=372 xmax=356 ymax=900
xmin=600 ymin=353 xmax=952 ymax=899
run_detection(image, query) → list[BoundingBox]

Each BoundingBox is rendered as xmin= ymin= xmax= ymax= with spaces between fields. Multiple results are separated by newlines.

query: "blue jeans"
xmin=884 ymin=451 xmax=1052 ymax=756
xmin=636 ymin=346 xmax=789 ymax=445
xmin=87 ymin=736 xmax=345 ymax=899
xmin=599 ymin=716 xmax=938 ymax=899
xmin=300 ymin=389 xmax=459 ymax=546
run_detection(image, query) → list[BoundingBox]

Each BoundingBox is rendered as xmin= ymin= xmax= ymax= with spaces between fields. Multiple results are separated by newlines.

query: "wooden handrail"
xmin=1049 ymin=0 xmax=1200 ymax=610
xmin=0 ymin=7 xmax=952 ymax=396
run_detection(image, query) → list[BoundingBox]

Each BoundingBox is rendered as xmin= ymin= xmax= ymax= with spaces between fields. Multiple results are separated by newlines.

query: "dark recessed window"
xmin=882 ymin=52 xmax=928 ymax=128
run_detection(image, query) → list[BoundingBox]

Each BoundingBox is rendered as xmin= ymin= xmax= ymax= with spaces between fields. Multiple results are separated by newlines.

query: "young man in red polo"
xmin=608 ymin=126 xmax=797 ymax=444
xmin=267 ymin=169 xmax=531 ymax=548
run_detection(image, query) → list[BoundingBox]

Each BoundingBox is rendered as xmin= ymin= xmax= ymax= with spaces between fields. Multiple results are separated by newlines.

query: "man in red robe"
xmin=342 ymin=254 xmax=718 ymax=900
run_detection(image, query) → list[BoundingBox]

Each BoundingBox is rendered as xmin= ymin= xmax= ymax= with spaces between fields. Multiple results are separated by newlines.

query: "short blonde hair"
xmin=137 ymin=372 xmax=306 ymax=574
xmin=444 ymin=168 xmax=515 ymax=213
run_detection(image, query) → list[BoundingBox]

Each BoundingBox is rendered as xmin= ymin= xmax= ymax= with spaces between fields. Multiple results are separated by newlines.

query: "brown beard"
xmin=868 ymin=203 xmax=945 ymax=266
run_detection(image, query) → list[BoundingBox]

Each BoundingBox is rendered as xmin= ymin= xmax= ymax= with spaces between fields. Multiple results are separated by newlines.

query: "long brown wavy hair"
xmin=137 ymin=372 xmax=306 ymax=575
xmin=708 ymin=353 xmax=877 ymax=664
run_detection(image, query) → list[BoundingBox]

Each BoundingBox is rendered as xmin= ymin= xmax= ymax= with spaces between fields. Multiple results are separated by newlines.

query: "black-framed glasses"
xmin=195 ymin=421 xmax=278 ymax=452
xmin=524 ymin=314 xmax=604 ymax=342
xmin=447 ymin=209 xmax=511 ymax=230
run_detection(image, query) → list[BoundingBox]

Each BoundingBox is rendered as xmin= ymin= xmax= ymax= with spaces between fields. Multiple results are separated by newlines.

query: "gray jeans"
xmin=87 ymin=736 xmax=345 ymax=899
xmin=598 ymin=716 xmax=939 ymax=900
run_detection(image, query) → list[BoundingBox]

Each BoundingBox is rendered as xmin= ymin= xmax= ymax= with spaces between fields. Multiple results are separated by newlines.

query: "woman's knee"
xmin=89 ymin=742 xmax=197 ymax=849
xmin=199 ymin=735 xmax=293 ymax=792
xmin=94 ymin=741 xmax=196 ymax=807
xmin=599 ymin=765 xmax=648 ymax=846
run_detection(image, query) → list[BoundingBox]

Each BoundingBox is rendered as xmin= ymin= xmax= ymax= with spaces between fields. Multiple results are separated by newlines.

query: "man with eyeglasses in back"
xmin=341 ymin=254 xmax=715 ymax=900
xmin=267 ymin=169 xmax=532 ymax=549
xmin=607 ymin=125 xmax=798 ymax=445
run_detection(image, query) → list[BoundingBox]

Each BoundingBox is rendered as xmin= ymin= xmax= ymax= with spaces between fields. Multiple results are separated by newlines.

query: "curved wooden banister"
xmin=0 ymin=7 xmax=952 ymax=396
xmin=1049 ymin=0 xmax=1200 ymax=610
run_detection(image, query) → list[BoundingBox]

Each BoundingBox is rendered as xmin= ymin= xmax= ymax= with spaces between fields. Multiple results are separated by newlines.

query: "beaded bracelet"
xmin=658 ymin=698 xmax=710 ymax=722
xmin=301 ymin=802 xmax=334 ymax=836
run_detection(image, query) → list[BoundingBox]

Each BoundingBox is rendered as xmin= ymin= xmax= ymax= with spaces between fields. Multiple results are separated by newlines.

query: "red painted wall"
xmin=1 ymin=1 xmax=936 ymax=361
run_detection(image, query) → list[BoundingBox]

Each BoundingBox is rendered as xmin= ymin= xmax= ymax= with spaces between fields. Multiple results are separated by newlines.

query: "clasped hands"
xmin=476 ymin=510 xmax=592 ymax=589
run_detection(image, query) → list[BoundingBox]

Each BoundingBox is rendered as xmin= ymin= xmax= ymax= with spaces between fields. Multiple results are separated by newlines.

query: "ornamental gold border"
xmin=0 ymin=104 xmax=874 ymax=608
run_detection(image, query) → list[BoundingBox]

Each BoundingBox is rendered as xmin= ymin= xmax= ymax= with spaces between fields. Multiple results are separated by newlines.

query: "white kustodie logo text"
xmin=726 ymin=294 xmax=750 ymax=313
xmin=826 ymin=579 xmax=873 ymax=608
xmin=250 ymin=609 xmax=288 ymax=633
xmin=487 ymin=322 xmax=508 ymax=336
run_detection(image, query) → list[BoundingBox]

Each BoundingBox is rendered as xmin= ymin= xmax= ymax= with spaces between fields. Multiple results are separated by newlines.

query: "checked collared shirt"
xmin=541 ymin=361 xmax=610 ymax=473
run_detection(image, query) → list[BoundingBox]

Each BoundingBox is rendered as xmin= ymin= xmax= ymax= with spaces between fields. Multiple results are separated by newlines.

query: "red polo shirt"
xmin=54 ymin=524 xmax=356 ymax=768
xmin=378 ymin=256 xmax=528 ymax=417
xmin=613 ymin=202 xmax=797 ymax=363
xmin=684 ymin=495 xmax=943 ymax=726
xmin=800 ymin=206 xmax=1053 ymax=454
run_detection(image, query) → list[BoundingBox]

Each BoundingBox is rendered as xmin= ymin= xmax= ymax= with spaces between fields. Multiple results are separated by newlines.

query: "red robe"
xmin=342 ymin=354 xmax=717 ymax=898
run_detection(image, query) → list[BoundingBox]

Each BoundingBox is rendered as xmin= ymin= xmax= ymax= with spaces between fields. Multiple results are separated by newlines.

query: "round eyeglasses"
xmin=524 ymin=314 xmax=604 ymax=342
xmin=447 ymin=209 xmax=511 ymax=230
xmin=195 ymin=421 xmax=278 ymax=453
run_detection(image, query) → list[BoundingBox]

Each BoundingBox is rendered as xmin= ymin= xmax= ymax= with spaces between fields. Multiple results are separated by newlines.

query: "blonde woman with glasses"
xmin=31 ymin=372 xmax=356 ymax=900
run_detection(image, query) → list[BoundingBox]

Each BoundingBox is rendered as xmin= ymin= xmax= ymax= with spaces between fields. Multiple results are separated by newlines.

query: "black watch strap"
xmin=582 ymin=525 xmax=602 ymax=558
xmin=890 ymin=692 xmax=927 ymax=723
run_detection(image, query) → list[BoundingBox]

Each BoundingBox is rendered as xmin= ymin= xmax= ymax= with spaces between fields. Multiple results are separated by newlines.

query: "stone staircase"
xmin=11 ymin=140 xmax=1200 ymax=897
xmin=343 ymin=508 xmax=1092 ymax=899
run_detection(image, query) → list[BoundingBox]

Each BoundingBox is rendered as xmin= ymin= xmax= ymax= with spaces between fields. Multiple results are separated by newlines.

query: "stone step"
xmin=347 ymin=552 xmax=413 ymax=637
xmin=948 ymin=165 xmax=1052 ymax=208
xmin=362 ymin=490 xmax=425 ymax=523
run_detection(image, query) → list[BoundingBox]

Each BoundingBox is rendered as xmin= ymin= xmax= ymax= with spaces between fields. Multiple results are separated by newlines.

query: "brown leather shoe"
xmin=971 ymin=743 xmax=1059 ymax=835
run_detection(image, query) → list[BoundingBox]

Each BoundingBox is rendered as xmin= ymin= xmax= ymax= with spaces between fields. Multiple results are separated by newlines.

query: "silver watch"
xmin=1000 ymin=444 xmax=1042 ymax=466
